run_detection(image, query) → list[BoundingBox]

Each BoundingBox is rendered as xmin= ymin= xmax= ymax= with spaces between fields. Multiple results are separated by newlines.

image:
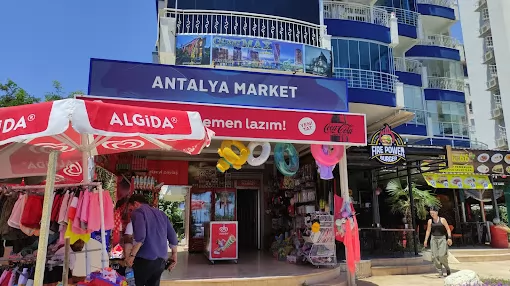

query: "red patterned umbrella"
xmin=0 ymin=98 xmax=213 ymax=182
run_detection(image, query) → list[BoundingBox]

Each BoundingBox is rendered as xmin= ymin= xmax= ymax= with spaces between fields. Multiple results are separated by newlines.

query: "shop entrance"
xmin=237 ymin=189 xmax=259 ymax=251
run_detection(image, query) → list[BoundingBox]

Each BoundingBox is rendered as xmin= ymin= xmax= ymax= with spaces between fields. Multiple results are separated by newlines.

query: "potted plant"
xmin=386 ymin=179 xmax=441 ymax=223
xmin=386 ymin=179 xmax=441 ymax=250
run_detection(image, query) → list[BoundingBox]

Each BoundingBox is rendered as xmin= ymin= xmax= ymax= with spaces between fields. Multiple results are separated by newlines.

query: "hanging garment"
xmin=72 ymin=191 xmax=87 ymax=234
xmin=0 ymin=196 xmax=17 ymax=235
xmin=86 ymin=191 xmax=115 ymax=232
xmin=67 ymin=193 xmax=80 ymax=221
xmin=79 ymin=190 xmax=91 ymax=230
xmin=20 ymin=195 xmax=44 ymax=229
xmin=17 ymin=268 xmax=28 ymax=286
xmin=57 ymin=191 xmax=70 ymax=225
xmin=0 ymin=270 xmax=8 ymax=284
xmin=0 ymin=270 xmax=11 ymax=286
xmin=51 ymin=193 xmax=64 ymax=223
xmin=8 ymin=194 xmax=26 ymax=229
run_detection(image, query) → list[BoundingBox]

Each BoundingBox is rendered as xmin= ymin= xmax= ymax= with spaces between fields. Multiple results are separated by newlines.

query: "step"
xmin=454 ymin=253 xmax=510 ymax=262
xmin=311 ymin=275 xmax=348 ymax=286
xmin=449 ymin=248 xmax=510 ymax=256
xmin=371 ymin=261 xmax=436 ymax=276
xmin=370 ymin=256 xmax=425 ymax=267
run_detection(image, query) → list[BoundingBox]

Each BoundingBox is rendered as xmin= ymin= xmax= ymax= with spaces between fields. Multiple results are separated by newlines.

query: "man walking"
xmin=125 ymin=194 xmax=178 ymax=286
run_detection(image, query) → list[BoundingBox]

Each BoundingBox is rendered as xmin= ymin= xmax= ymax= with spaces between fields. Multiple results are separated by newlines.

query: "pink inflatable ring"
xmin=311 ymin=145 xmax=344 ymax=166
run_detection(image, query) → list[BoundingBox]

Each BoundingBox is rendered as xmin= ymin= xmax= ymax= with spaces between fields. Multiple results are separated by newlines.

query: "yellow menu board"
xmin=422 ymin=173 xmax=492 ymax=190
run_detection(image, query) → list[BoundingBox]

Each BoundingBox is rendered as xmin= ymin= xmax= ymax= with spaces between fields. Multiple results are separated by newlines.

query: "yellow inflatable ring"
xmin=217 ymin=140 xmax=250 ymax=170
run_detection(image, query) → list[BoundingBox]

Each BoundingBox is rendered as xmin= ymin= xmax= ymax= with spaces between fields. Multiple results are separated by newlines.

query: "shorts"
xmin=20 ymin=196 xmax=43 ymax=229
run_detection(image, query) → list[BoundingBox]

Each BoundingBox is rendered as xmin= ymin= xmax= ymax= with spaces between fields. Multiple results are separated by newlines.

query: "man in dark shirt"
xmin=125 ymin=194 xmax=178 ymax=286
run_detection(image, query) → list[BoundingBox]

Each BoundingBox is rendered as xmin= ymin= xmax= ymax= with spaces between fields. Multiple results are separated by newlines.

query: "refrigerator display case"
xmin=204 ymin=221 xmax=238 ymax=264
xmin=189 ymin=188 xmax=236 ymax=252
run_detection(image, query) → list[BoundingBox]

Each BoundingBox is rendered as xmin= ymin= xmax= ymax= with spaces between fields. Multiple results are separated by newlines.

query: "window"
xmin=331 ymin=38 xmax=393 ymax=74
xmin=427 ymin=101 xmax=469 ymax=137
xmin=375 ymin=0 xmax=417 ymax=11
xmin=422 ymin=59 xmax=464 ymax=80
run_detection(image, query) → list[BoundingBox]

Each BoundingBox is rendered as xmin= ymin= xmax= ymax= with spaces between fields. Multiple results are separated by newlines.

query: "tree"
xmin=386 ymin=178 xmax=441 ymax=223
xmin=44 ymin=80 xmax=84 ymax=101
xmin=0 ymin=79 xmax=40 ymax=107
xmin=0 ymin=79 xmax=83 ymax=107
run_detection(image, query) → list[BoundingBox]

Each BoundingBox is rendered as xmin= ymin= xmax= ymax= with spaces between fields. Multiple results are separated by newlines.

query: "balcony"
xmin=489 ymin=64 xmax=498 ymax=76
xmin=379 ymin=7 xmax=418 ymax=26
xmin=323 ymin=2 xmax=390 ymax=27
xmin=405 ymin=109 xmax=427 ymax=125
xmin=496 ymin=127 xmax=508 ymax=149
xmin=475 ymin=0 xmax=488 ymax=12
xmin=419 ymin=34 xmax=461 ymax=49
xmin=394 ymin=57 xmax=422 ymax=74
xmin=333 ymin=68 xmax=397 ymax=93
xmin=417 ymin=0 xmax=455 ymax=8
xmin=162 ymin=8 xmax=324 ymax=47
xmin=470 ymin=140 xmax=489 ymax=150
xmin=428 ymin=77 xmax=465 ymax=92
xmin=435 ymin=121 xmax=470 ymax=138
xmin=479 ymin=20 xmax=491 ymax=38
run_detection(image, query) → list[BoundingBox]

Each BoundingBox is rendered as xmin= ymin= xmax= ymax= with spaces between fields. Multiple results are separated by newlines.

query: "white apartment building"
xmin=459 ymin=0 xmax=510 ymax=149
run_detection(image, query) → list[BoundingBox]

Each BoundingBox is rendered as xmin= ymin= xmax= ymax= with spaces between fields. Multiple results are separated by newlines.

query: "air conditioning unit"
xmin=492 ymin=107 xmax=502 ymax=119
xmin=480 ymin=23 xmax=490 ymax=35
xmin=487 ymin=77 xmax=498 ymax=89
xmin=484 ymin=50 xmax=494 ymax=62
xmin=496 ymin=138 xmax=508 ymax=148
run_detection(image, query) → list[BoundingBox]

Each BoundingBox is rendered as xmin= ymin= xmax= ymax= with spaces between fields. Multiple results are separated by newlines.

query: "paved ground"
xmin=359 ymin=261 xmax=510 ymax=286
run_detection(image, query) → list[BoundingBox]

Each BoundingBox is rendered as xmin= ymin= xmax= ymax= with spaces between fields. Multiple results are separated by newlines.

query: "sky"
xmin=0 ymin=0 xmax=156 ymax=98
xmin=0 ymin=2 xmax=465 ymax=99
xmin=451 ymin=22 xmax=463 ymax=43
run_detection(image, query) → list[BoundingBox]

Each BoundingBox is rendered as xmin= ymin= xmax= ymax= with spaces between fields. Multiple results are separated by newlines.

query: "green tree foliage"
xmin=0 ymin=79 xmax=83 ymax=107
xmin=44 ymin=80 xmax=84 ymax=101
xmin=0 ymin=79 xmax=40 ymax=107
xmin=386 ymin=178 xmax=442 ymax=222
xmin=159 ymin=200 xmax=185 ymax=240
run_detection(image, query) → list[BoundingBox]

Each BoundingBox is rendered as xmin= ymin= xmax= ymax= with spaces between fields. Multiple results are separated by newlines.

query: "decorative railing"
xmin=436 ymin=121 xmax=470 ymax=138
xmin=161 ymin=8 xmax=324 ymax=47
xmin=333 ymin=68 xmax=397 ymax=93
xmin=485 ymin=36 xmax=493 ymax=49
xmin=416 ymin=0 xmax=456 ymax=8
xmin=323 ymin=1 xmax=390 ymax=27
xmin=419 ymin=34 xmax=461 ymax=49
xmin=394 ymin=57 xmax=422 ymax=74
xmin=428 ymin=77 xmax=465 ymax=92
xmin=489 ymin=64 xmax=498 ymax=76
xmin=380 ymin=7 xmax=418 ymax=26
xmin=470 ymin=140 xmax=489 ymax=150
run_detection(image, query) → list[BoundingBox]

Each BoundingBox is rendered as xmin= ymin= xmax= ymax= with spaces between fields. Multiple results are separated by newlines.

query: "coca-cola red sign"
xmin=323 ymin=114 xmax=354 ymax=143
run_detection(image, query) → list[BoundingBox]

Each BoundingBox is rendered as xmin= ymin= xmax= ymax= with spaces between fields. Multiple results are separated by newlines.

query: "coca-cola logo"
xmin=323 ymin=123 xmax=353 ymax=135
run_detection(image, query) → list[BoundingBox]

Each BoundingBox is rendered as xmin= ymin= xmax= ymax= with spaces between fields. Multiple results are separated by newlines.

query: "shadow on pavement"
xmin=357 ymin=281 xmax=379 ymax=286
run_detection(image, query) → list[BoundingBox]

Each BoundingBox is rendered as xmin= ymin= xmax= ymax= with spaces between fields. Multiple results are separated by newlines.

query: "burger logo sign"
xmin=369 ymin=124 xmax=406 ymax=165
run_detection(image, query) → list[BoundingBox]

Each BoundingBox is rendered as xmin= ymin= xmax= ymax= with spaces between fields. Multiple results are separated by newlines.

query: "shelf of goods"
xmin=306 ymin=213 xmax=337 ymax=267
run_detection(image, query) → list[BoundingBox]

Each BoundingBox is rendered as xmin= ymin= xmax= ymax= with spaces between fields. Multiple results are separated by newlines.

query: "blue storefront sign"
xmin=88 ymin=59 xmax=348 ymax=112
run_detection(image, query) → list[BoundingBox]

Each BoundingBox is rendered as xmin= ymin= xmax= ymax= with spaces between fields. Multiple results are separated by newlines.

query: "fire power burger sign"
xmin=369 ymin=124 xmax=406 ymax=165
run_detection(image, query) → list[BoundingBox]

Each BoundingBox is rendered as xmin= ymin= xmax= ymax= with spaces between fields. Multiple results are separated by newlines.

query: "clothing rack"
xmin=9 ymin=182 xmax=101 ymax=190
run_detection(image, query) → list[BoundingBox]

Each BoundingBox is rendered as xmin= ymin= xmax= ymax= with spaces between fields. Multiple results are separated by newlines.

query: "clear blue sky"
xmin=451 ymin=22 xmax=463 ymax=43
xmin=0 ymin=0 xmax=156 ymax=98
xmin=0 ymin=2 xmax=464 ymax=98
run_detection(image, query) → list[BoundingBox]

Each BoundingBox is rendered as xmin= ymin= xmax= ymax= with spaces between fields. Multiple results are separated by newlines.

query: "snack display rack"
xmin=307 ymin=213 xmax=337 ymax=267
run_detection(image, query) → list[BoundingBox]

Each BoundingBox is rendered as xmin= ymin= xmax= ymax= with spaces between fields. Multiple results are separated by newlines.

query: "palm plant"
xmin=386 ymin=178 xmax=441 ymax=223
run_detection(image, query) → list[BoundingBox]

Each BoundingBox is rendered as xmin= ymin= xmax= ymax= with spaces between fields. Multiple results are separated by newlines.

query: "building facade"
xmin=459 ymin=0 xmax=510 ymax=150
xmin=156 ymin=0 xmax=480 ymax=148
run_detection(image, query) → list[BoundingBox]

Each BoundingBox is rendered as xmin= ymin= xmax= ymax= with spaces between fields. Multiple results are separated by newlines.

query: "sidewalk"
xmin=358 ymin=260 xmax=510 ymax=286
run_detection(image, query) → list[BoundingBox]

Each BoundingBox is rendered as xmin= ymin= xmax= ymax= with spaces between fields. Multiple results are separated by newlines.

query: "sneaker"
xmin=446 ymin=269 xmax=451 ymax=276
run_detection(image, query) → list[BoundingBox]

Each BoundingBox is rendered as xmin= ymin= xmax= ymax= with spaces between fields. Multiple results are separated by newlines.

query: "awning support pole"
xmin=407 ymin=164 xmax=418 ymax=256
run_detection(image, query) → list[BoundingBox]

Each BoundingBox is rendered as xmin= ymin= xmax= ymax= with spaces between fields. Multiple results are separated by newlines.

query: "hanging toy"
xmin=315 ymin=145 xmax=338 ymax=180
xmin=311 ymin=222 xmax=321 ymax=233
xmin=311 ymin=144 xmax=344 ymax=166
xmin=217 ymin=140 xmax=250 ymax=172
xmin=247 ymin=142 xmax=271 ymax=166
xmin=274 ymin=143 xmax=299 ymax=176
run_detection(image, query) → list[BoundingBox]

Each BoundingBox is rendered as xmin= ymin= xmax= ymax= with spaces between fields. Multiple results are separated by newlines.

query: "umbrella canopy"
xmin=0 ymin=98 xmax=213 ymax=182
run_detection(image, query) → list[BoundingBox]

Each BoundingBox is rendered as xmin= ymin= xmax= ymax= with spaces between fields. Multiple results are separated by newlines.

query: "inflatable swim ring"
xmin=274 ymin=143 xmax=299 ymax=176
xmin=247 ymin=142 xmax=271 ymax=166
xmin=311 ymin=144 xmax=344 ymax=166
